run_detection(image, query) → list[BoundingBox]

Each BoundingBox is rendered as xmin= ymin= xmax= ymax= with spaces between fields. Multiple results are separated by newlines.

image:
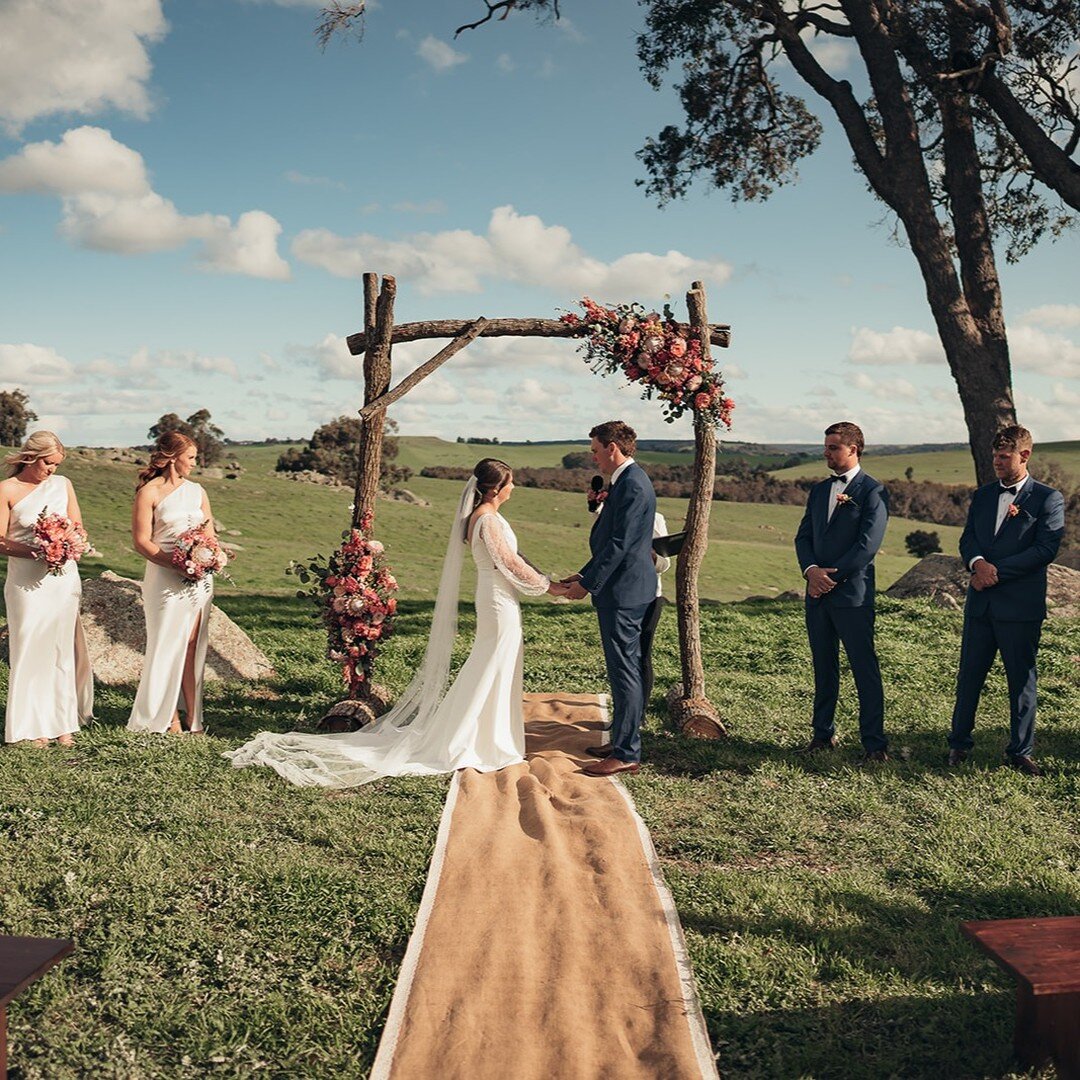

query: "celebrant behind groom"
xmin=562 ymin=421 xmax=658 ymax=777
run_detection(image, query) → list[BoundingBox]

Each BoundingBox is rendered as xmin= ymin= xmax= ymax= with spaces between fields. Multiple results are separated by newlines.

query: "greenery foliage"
xmin=905 ymin=529 xmax=943 ymax=558
xmin=276 ymin=417 xmax=411 ymax=490
xmin=0 ymin=388 xmax=38 ymax=448
xmin=148 ymin=410 xmax=226 ymax=467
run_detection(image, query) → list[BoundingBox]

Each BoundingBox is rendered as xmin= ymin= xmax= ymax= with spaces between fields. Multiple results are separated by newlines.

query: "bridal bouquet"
xmin=561 ymin=297 xmax=734 ymax=428
xmin=289 ymin=509 xmax=399 ymax=695
xmin=32 ymin=510 xmax=97 ymax=575
xmin=172 ymin=523 xmax=234 ymax=585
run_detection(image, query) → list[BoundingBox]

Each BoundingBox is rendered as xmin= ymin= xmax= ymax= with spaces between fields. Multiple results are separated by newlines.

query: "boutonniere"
xmin=1006 ymin=502 xmax=1020 ymax=519
xmin=835 ymin=492 xmax=857 ymax=508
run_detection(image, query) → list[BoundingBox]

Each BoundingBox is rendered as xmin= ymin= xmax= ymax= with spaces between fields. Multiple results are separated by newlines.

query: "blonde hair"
xmin=5 ymin=430 xmax=65 ymax=477
xmin=137 ymin=431 xmax=197 ymax=489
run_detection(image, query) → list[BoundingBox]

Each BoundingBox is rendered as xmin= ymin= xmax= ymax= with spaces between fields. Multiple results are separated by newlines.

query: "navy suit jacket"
xmin=959 ymin=478 xmax=1065 ymax=621
xmin=794 ymin=470 xmax=888 ymax=608
xmin=579 ymin=462 xmax=657 ymax=609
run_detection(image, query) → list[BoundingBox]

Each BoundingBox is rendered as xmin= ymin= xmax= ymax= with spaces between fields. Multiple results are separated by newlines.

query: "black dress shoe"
xmin=947 ymin=749 xmax=968 ymax=767
xmin=585 ymin=745 xmax=612 ymax=758
xmin=860 ymin=750 xmax=889 ymax=763
xmin=1006 ymin=754 xmax=1043 ymax=777
xmin=798 ymin=735 xmax=838 ymax=753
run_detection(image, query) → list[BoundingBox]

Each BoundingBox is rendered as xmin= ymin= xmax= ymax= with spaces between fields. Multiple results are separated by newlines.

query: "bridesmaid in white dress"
xmin=127 ymin=432 xmax=216 ymax=735
xmin=1 ymin=431 xmax=94 ymax=747
xmin=228 ymin=459 xmax=569 ymax=787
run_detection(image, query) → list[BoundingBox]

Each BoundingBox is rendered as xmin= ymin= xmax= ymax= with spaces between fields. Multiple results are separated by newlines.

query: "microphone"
xmin=588 ymin=474 xmax=605 ymax=514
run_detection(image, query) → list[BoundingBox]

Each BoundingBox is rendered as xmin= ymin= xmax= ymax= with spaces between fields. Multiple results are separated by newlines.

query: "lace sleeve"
xmin=477 ymin=514 xmax=550 ymax=596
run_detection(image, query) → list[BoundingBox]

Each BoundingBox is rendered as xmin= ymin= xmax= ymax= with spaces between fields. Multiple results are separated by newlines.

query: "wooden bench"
xmin=962 ymin=916 xmax=1080 ymax=1079
xmin=0 ymin=936 xmax=74 ymax=1080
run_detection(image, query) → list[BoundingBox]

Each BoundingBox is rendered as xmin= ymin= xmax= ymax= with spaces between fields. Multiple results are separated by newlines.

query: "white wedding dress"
xmin=227 ymin=503 xmax=550 ymax=788
xmin=3 ymin=474 xmax=94 ymax=743
xmin=127 ymin=480 xmax=212 ymax=734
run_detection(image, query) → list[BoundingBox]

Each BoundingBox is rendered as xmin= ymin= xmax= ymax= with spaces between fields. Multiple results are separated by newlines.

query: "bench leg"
xmin=1015 ymin=988 xmax=1080 ymax=1079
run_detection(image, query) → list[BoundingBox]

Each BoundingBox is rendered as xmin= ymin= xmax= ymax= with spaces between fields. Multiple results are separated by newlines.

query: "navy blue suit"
xmin=949 ymin=477 xmax=1065 ymax=758
xmin=579 ymin=462 xmax=657 ymax=763
xmin=794 ymin=469 xmax=889 ymax=752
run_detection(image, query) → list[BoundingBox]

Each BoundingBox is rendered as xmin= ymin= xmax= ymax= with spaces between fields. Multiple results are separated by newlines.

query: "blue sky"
xmin=1 ymin=0 xmax=1078 ymax=448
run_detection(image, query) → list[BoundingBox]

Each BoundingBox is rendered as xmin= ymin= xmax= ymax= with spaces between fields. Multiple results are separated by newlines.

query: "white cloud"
xmin=851 ymin=371 xmax=919 ymax=401
xmin=0 ymin=0 xmax=167 ymax=135
xmin=1009 ymin=325 xmax=1080 ymax=377
xmin=722 ymin=363 xmax=748 ymax=379
xmin=1014 ymin=386 xmax=1080 ymax=441
xmin=556 ymin=18 xmax=586 ymax=44
xmin=0 ymin=343 xmax=76 ymax=384
xmin=302 ymin=333 xmax=361 ymax=380
xmin=293 ymin=204 xmax=732 ymax=297
xmin=1018 ymin=304 xmax=1080 ymax=329
xmin=417 ymin=36 xmax=469 ymax=72
xmin=806 ymin=36 xmax=855 ymax=72
xmin=0 ymin=128 xmax=290 ymax=280
xmin=848 ymin=325 xmax=944 ymax=366
xmin=496 ymin=53 xmax=516 ymax=74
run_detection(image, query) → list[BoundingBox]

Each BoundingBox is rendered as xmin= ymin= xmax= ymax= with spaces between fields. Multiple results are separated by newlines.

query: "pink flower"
xmin=685 ymin=374 xmax=703 ymax=392
xmin=1006 ymin=502 xmax=1020 ymax=518
xmin=694 ymin=391 xmax=712 ymax=410
xmin=668 ymin=337 xmax=687 ymax=358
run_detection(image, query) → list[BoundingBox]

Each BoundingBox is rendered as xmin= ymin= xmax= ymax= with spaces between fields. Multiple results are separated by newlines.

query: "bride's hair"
xmin=464 ymin=458 xmax=512 ymax=538
xmin=137 ymin=431 xmax=198 ymax=489
xmin=5 ymin=430 xmax=65 ymax=477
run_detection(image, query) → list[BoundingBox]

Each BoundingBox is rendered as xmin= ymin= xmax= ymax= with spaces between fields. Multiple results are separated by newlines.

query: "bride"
xmin=227 ymin=458 xmax=567 ymax=787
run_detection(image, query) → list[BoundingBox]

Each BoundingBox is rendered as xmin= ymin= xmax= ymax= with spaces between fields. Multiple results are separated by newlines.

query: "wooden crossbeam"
xmin=347 ymin=318 xmax=731 ymax=356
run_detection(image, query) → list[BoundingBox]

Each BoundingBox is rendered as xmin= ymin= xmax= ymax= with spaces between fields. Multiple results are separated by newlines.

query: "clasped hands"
xmin=548 ymin=573 xmax=588 ymax=600
xmin=805 ymin=566 xmax=838 ymax=599
xmin=970 ymin=559 xmax=998 ymax=591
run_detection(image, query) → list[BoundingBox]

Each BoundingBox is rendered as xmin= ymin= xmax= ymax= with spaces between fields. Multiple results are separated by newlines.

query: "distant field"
xmin=14 ymin=446 xmax=960 ymax=605
xmin=392 ymin=437 xmax=696 ymax=472
xmin=772 ymin=440 xmax=1080 ymax=485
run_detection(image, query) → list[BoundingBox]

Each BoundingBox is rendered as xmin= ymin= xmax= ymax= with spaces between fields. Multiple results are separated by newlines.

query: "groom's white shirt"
xmin=610 ymin=458 xmax=634 ymax=487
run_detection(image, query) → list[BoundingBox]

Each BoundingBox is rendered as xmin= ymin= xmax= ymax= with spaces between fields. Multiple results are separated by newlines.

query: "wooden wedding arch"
xmin=346 ymin=272 xmax=732 ymax=737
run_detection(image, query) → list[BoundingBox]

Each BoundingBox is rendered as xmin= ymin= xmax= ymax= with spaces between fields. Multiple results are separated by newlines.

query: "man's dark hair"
xmin=825 ymin=421 xmax=865 ymax=458
xmin=992 ymin=424 xmax=1033 ymax=452
xmin=590 ymin=420 xmax=637 ymax=456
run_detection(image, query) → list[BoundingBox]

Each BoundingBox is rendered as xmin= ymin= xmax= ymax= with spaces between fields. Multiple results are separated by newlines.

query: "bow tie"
xmin=831 ymin=475 xmax=848 ymax=484
xmin=1001 ymin=485 xmax=1018 ymax=495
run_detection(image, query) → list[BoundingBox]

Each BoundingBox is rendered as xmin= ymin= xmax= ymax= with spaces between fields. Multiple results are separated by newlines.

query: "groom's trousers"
xmin=597 ymin=602 xmax=651 ymax=763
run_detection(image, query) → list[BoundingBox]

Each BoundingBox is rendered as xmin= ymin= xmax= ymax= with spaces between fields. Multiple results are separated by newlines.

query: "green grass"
xmin=2 ymin=598 xmax=1078 ymax=1077
xmin=3 ymin=443 xmax=1078 ymax=1076
xmin=772 ymin=440 xmax=1080 ymax=485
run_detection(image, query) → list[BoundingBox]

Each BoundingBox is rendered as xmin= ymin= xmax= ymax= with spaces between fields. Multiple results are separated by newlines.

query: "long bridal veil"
xmin=226 ymin=477 xmax=479 ymax=787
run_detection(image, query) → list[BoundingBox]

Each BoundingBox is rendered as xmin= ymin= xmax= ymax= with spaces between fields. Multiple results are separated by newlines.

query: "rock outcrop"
xmin=885 ymin=553 xmax=1080 ymax=618
xmin=0 ymin=571 xmax=275 ymax=686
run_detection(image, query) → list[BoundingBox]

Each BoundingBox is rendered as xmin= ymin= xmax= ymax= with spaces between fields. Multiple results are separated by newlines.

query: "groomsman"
xmin=795 ymin=422 xmax=890 ymax=761
xmin=947 ymin=426 xmax=1065 ymax=776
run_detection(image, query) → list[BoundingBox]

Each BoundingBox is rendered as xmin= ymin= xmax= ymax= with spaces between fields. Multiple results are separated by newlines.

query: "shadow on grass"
xmin=690 ymin=881 xmax=1080 ymax=1078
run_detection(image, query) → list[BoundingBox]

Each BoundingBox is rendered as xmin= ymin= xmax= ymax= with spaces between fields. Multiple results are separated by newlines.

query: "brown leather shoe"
xmin=947 ymin=749 xmax=968 ymax=767
xmin=860 ymin=750 xmax=889 ymax=763
xmin=798 ymin=735 xmax=838 ymax=753
xmin=583 ymin=756 xmax=640 ymax=777
xmin=1006 ymin=754 xmax=1043 ymax=777
xmin=585 ymin=745 xmax=612 ymax=758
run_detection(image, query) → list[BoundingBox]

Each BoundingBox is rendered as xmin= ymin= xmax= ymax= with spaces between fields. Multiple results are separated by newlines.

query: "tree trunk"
xmin=670 ymin=282 xmax=726 ymax=739
xmin=352 ymin=275 xmax=396 ymax=528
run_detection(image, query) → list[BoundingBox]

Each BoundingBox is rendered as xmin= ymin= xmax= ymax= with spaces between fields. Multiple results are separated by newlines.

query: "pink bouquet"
xmin=172 ymin=522 xmax=234 ymax=585
xmin=32 ymin=510 xmax=97 ymax=575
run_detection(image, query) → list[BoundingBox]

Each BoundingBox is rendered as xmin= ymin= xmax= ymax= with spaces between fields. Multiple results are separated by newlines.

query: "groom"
xmin=562 ymin=421 xmax=657 ymax=776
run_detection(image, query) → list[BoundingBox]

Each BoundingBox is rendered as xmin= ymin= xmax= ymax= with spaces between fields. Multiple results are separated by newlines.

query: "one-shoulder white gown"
xmin=3 ymin=474 xmax=94 ymax=743
xmin=127 ymin=480 xmax=212 ymax=733
xmin=228 ymin=513 xmax=549 ymax=787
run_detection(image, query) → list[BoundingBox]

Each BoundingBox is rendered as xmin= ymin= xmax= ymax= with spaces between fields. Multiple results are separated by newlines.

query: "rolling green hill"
xmin=4 ymin=445 xmax=960 ymax=605
xmin=772 ymin=440 xmax=1080 ymax=485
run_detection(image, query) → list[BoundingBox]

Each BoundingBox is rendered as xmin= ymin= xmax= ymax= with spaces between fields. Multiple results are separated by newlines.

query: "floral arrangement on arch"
xmin=289 ymin=509 xmax=398 ymax=696
xmin=561 ymin=297 xmax=734 ymax=428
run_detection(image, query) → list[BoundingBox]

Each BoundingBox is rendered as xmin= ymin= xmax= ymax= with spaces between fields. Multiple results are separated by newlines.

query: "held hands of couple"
xmin=805 ymin=566 xmax=838 ymax=599
xmin=552 ymin=573 xmax=588 ymax=600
